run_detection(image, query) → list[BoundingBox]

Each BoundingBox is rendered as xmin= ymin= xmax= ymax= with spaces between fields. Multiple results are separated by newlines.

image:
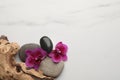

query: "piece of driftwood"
xmin=0 ymin=35 xmax=54 ymax=80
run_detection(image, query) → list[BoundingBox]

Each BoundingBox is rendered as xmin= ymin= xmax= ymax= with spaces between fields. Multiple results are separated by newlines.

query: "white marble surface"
xmin=0 ymin=0 xmax=120 ymax=80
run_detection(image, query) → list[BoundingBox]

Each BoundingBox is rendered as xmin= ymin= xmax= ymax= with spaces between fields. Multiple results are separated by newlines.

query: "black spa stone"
xmin=40 ymin=36 xmax=53 ymax=53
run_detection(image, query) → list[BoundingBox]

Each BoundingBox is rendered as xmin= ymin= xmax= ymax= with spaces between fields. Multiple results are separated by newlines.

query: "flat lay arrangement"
xmin=0 ymin=35 xmax=68 ymax=80
xmin=0 ymin=0 xmax=120 ymax=80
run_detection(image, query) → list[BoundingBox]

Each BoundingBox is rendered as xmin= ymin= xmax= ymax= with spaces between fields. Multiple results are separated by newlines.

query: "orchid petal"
xmin=56 ymin=42 xmax=68 ymax=55
xmin=49 ymin=50 xmax=55 ymax=57
xmin=34 ymin=63 xmax=40 ymax=70
xmin=62 ymin=55 xmax=68 ymax=61
xmin=51 ymin=53 xmax=62 ymax=63
xmin=25 ymin=50 xmax=32 ymax=56
xmin=25 ymin=56 xmax=35 ymax=67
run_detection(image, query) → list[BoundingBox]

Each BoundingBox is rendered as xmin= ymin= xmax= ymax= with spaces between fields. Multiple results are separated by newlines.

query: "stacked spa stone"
xmin=19 ymin=36 xmax=64 ymax=78
xmin=19 ymin=43 xmax=40 ymax=62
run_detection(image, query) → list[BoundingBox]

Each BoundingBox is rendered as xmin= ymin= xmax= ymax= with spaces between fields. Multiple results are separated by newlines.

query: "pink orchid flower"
xmin=25 ymin=48 xmax=46 ymax=70
xmin=49 ymin=42 xmax=68 ymax=63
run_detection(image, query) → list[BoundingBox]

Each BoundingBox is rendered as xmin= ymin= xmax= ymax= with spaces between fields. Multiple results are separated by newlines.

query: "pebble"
xmin=40 ymin=36 xmax=53 ymax=53
xmin=19 ymin=43 xmax=40 ymax=62
xmin=39 ymin=57 xmax=64 ymax=77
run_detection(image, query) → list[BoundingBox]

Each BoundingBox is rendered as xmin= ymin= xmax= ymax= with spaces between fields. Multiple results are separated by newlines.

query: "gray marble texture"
xmin=0 ymin=0 xmax=120 ymax=80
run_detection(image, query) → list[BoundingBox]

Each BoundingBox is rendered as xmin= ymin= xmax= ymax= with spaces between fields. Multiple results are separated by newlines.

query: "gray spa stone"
xmin=39 ymin=57 xmax=64 ymax=78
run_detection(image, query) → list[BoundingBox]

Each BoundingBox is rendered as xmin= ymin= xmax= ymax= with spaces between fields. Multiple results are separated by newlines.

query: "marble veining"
xmin=0 ymin=0 xmax=120 ymax=80
xmin=0 ymin=0 xmax=120 ymax=27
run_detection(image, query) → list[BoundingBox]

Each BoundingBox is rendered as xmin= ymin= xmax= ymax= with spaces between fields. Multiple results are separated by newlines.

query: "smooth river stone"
xmin=19 ymin=43 xmax=40 ymax=62
xmin=40 ymin=36 xmax=53 ymax=53
xmin=39 ymin=57 xmax=64 ymax=78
